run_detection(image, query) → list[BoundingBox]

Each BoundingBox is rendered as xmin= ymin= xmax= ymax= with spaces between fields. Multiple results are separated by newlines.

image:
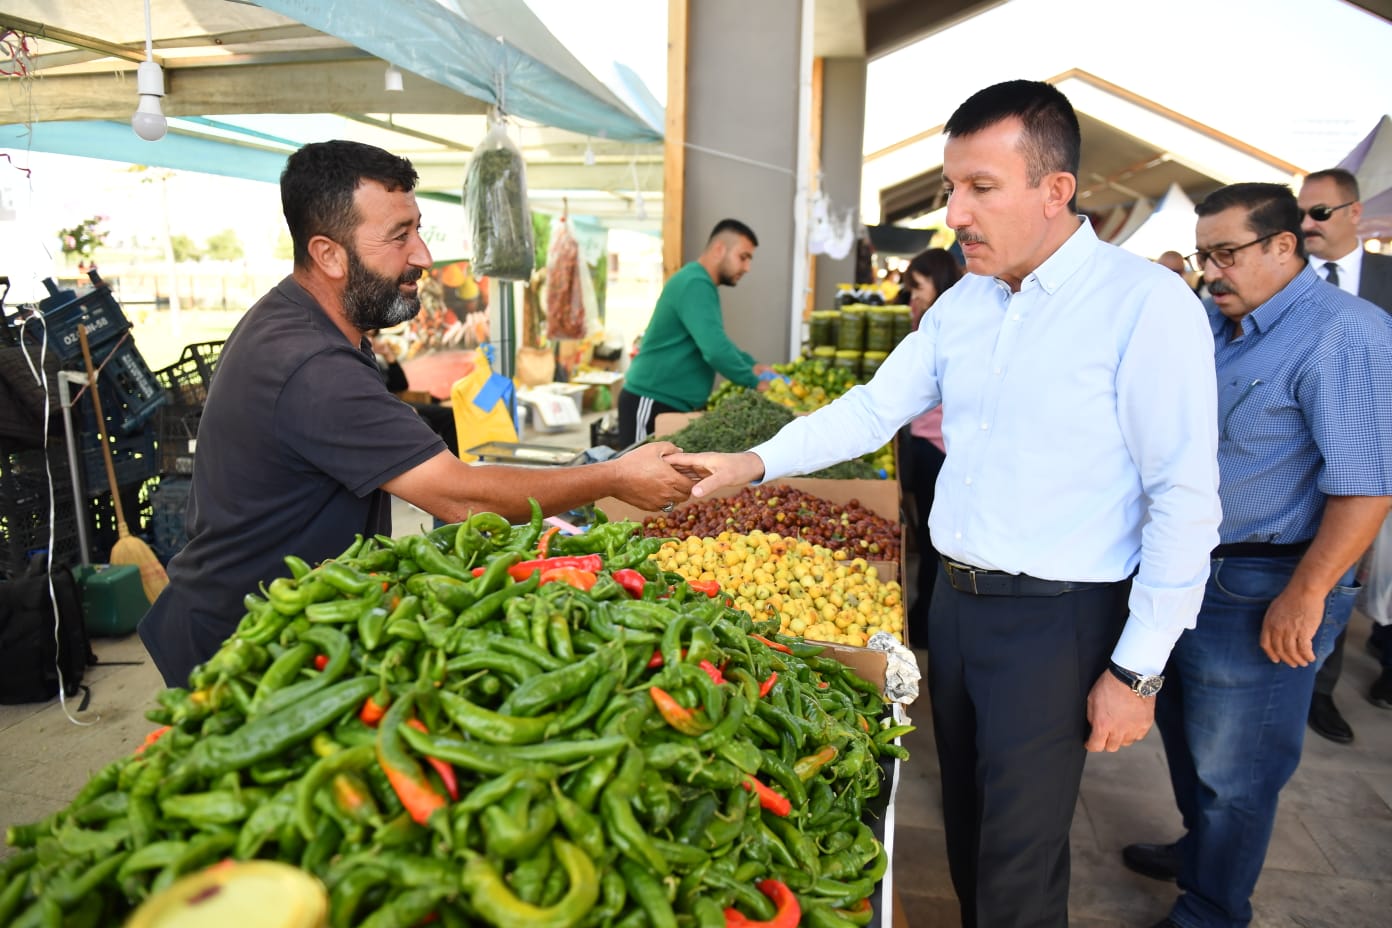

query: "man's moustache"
xmin=1209 ymin=280 xmax=1235 ymax=295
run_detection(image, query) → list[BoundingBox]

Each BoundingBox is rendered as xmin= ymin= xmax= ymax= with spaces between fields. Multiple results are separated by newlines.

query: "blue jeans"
xmin=1155 ymin=556 xmax=1358 ymax=928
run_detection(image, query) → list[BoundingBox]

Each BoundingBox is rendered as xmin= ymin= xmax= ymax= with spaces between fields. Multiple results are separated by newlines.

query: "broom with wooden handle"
xmin=77 ymin=325 xmax=168 ymax=604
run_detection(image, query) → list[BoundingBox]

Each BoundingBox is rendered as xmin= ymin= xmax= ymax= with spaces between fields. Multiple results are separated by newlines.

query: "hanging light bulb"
xmin=131 ymin=0 xmax=165 ymax=141
xmin=384 ymin=64 xmax=404 ymax=92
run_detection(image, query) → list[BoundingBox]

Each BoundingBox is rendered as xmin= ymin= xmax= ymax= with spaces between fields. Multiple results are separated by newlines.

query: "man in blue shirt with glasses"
xmin=1123 ymin=182 xmax=1392 ymax=928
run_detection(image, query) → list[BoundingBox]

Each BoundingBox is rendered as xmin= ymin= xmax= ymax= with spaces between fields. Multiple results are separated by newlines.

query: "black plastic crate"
xmin=1 ymin=442 xmax=81 ymax=580
xmin=79 ymin=427 xmax=159 ymax=498
xmin=85 ymin=477 xmax=157 ymax=564
xmin=150 ymin=476 xmax=192 ymax=563
xmin=24 ymin=273 xmax=131 ymax=362
xmin=154 ymin=341 xmax=223 ymax=406
xmin=155 ymin=403 xmax=201 ymax=476
xmin=75 ymin=338 xmax=168 ymax=435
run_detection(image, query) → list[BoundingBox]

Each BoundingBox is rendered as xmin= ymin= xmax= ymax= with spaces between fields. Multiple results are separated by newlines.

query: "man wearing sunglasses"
xmin=1297 ymin=167 xmax=1392 ymax=745
xmin=1123 ymin=182 xmax=1392 ymax=928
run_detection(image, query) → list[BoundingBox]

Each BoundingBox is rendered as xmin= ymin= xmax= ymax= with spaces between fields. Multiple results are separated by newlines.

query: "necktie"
xmin=1323 ymin=262 xmax=1340 ymax=287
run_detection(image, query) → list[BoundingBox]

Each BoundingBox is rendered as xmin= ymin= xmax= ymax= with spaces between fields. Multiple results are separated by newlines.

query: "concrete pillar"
xmin=683 ymin=0 xmax=802 ymax=366
xmin=814 ymin=57 xmax=867 ymax=313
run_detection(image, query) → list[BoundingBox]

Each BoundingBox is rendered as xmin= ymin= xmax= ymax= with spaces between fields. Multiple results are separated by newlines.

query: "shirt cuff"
xmin=1110 ymin=616 xmax=1183 ymax=678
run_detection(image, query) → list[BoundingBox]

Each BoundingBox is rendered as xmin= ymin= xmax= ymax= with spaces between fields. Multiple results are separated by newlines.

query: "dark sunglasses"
xmin=1300 ymin=200 xmax=1356 ymax=222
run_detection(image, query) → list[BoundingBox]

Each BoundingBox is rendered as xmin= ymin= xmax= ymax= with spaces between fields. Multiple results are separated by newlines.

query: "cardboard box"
xmin=653 ymin=411 xmax=702 ymax=436
xmin=812 ymin=640 xmax=889 ymax=691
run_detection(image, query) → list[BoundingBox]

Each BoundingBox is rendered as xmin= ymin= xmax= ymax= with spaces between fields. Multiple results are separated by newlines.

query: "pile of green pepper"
xmin=1 ymin=502 xmax=913 ymax=928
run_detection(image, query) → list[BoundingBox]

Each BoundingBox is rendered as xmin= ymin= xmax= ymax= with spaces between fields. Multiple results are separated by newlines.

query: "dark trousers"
xmin=902 ymin=433 xmax=946 ymax=640
xmin=927 ymin=564 xmax=1131 ymax=928
xmin=616 ymin=389 xmax=684 ymax=448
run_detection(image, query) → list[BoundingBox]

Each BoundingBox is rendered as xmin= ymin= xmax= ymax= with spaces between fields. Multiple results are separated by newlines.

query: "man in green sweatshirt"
xmin=618 ymin=219 xmax=773 ymax=445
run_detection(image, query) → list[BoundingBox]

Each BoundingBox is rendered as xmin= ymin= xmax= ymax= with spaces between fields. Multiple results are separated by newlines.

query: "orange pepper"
xmin=539 ymin=566 xmax=597 ymax=591
xmin=649 ymin=685 xmax=711 ymax=736
xmin=750 ymin=634 xmax=792 ymax=655
xmin=406 ymin=718 xmax=459 ymax=801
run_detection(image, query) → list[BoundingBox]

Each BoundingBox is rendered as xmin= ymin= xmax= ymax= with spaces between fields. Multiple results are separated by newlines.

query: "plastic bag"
xmin=545 ymin=216 xmax=585 ymax=339
xmin=462 ymin=114 xmax=535 ymax=281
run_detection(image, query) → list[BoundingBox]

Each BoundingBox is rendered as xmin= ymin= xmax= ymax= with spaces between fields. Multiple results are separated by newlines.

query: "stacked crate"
xmin=14 ymin=274 xmax=166 ymax=563
xmin=151 ymin=341 xmax=223 ymax=562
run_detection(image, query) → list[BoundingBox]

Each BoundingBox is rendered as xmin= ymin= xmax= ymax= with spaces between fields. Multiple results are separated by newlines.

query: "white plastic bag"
xmin=462 ymin=113 xmax=535 ymax=280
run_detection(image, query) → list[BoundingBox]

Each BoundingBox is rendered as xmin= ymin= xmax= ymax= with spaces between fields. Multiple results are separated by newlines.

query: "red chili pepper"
xmin=359 ymin=693 xmax=389 ymax=727
xmin=471 ymin=554 xmax=604 ymax=581
xmin=376 ymin=695 xmax=446 ymax=827
xmin=723 ymin=878 xmax=800 ymax=928
xmin=537 ymin=526 xmax=560 ymax=558
xmin=134 ymin=725 xmax=171 ymax=756
xmin=649 ymin=685 xmax=711 ymax=736
xmin=758 ymin=672 xmax=779 ymax=699
xmin=750 ymin=634 xmax=793 ymax=654
xmin=687 ymin=579 xmax=721 ymax=597
xmin=313 ymin=653 xmax=329 ymax=671
xmin=740 ymin=776 xmax=791 ymax=817
xmin=381 ymin=580 xmax=390 ymax=592
xmin=699 ymin=660 xmax=726 ymax=685
xmin=406 ymin=718 xmax=459 ymax=801
xmin=793 ymin=745 xmax=838 ymax=781
xmin=612 ymin=568 xmax=647 ymax=597
xmin=539 ymin=566 xmax=598 ymax=591
xmin=816 ymin=680 xmax=829 ymax=689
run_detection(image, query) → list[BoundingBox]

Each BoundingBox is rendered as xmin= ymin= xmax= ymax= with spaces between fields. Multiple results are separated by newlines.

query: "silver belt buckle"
xmin=946 ymin=559 xmax=979 ymax=595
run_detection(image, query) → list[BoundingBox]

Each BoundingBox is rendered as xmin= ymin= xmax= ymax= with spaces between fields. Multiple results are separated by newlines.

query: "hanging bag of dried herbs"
xmin=462 ymin=112 xmax=535 ymax=281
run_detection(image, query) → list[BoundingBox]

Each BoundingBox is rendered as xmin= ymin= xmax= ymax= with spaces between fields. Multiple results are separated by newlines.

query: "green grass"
xmin=127 ymin=308 xmax=244 ymax=371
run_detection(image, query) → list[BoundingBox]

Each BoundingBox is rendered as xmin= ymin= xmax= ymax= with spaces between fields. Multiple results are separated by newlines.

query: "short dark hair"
xmin=708 ymin=219 xmax=758 ymax=248
xmin=1194 ymin=182 xmax=1306 ymax=262
xmin=905 ymin=248 xmax=963 ymax=301
xmin=281 ymin=140 xmax=419 ymax=269
xmin=945 ymin=80 xmax=1082 ymax=211
xmin=1303 ymin=167 xmax=1360 ymax=202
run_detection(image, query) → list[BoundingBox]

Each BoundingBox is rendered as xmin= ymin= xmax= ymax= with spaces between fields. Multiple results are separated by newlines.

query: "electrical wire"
xmin=17 ymin=310 xmax=99 ymax=726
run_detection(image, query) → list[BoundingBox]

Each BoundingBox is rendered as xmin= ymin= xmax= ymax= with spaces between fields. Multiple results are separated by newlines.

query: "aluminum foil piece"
xmin=868 ymin=630 xmax=921 ymax=704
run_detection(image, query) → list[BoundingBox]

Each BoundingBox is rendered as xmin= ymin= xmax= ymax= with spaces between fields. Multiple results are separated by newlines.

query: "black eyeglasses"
xmin=1186 ymin=231 xmax=1281 ymax=272
xmin=1300 ymin=200 xmax=1356 ymax=222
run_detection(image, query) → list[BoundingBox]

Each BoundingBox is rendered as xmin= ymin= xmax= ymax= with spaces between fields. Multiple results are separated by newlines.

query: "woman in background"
xmin=899 ymin=248 xmax=963 ymax=642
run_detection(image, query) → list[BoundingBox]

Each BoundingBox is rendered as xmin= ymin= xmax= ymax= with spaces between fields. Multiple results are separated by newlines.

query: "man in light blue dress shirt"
xmin=1122 ymin=183 xmax=1392 ymax=928
xmin=669 ymin=80 xmax=1222 ymax=927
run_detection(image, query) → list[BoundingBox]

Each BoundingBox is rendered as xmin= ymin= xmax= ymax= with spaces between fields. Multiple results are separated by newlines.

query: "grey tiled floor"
xmin=892 ymin=608 xmax=1392 ymax=927
xmin=4 ymin=490 xmax=1392 ymax=926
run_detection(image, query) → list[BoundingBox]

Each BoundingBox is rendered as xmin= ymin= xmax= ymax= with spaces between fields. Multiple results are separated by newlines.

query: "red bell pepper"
xmin=649 ymin=685 xmax=711 ymax=736
xmin=405 ymin=718 xmax=459 ymax=801
xmin=723 ymin=878 xmax=800 ymax=928
xmin=612 ymin=568 xmax=647 ymax=597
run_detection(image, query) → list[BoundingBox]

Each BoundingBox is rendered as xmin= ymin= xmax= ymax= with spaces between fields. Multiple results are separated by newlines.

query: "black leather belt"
xmin=939 ymin=557 xmax=1110 ymax=597
xmin=1211 ymin=540 xmax=1311 ymax=559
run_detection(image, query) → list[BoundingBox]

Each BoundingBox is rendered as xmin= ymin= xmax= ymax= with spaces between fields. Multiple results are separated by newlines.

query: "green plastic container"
xmin=891 ymin=306 xmax=913 ymax=345
xmin=833 ymin=349 xmax=862 ymax=381
xmin=73 ymin=563 xmax=149 ymax=636
xmin=861 ymin=350 xmax=889 ymax=379
xmin=837 ymin=305 xmax=866 ymax=352
xmin=809 ymin=311 xmax=839 ymax=348
xmin=865 ymin=309 xmax=896 ymax=352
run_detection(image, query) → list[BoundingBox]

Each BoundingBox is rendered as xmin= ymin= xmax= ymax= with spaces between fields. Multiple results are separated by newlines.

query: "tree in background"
xmin=170 ymin=233 xmax=201 ymax=262
xmin=57 ymin=215 xmax=109 ymax=266
xmin=204 ymin=229 xmax=244 ymax=262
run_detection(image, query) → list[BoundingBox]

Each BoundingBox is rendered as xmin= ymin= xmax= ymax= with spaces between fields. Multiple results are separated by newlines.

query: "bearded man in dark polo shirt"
xmin=139 ymin=140 xmax=693 ymax=686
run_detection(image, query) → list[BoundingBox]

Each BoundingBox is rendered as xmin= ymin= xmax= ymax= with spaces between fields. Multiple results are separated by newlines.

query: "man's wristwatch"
xmin=1107 ymin=661 xmax=1164 ymax=697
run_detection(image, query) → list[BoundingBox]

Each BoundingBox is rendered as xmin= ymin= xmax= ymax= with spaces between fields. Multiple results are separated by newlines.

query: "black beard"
xmin=342 ymin=249 xmax=422 ymax=330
